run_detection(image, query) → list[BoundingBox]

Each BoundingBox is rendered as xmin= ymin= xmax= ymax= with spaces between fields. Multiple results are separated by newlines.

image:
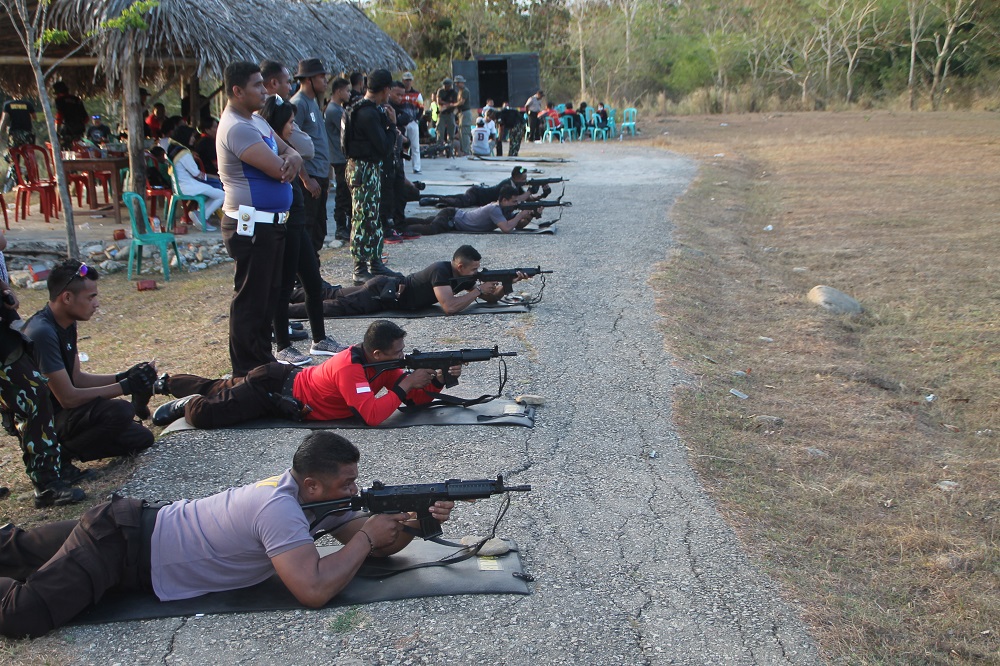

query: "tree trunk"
xmin=577 ymin=14 xmax=587 ymax=101
xmin=29 ymin=59 xmax=79 ymax=258
xmin=123 ymin=36 xmax=147 ymax=197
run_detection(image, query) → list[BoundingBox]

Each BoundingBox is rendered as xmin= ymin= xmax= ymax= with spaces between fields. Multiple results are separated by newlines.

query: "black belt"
xmin=139 ymin=500 xmax=171 ymax=591
xmin=281 ymin=366 xmax=303 ymax=397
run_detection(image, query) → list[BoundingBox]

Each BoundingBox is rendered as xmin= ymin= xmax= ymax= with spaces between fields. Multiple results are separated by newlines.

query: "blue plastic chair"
xmin=542 ymin=116 xmax=572 ymax=143
xmin=620 ymin=108 xmax=638 ymax=136
xmin=606 ymin=108 xmax=618 ymax=137
xmin=124 ymin=192 xmax=180 ymax=281
xmin=165 ymin=157 xmax=210 ymax=231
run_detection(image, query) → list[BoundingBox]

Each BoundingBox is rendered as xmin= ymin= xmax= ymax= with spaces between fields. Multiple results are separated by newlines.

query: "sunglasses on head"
xmin=55 ymin=262 xmax=89 ymax=297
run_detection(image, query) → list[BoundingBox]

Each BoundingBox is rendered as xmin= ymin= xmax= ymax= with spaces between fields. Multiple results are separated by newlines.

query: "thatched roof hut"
xmin=0 ymin=0 xmax=413 ymax=95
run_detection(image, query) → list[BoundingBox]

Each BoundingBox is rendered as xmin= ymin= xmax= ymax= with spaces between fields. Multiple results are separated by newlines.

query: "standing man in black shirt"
xmin=52 ymin=82 xmax=89 ymax=149
xmin=0 ymin=98 xmax=37 ymax=148
xmin=342 ymin=69 xmax=400 ymax=285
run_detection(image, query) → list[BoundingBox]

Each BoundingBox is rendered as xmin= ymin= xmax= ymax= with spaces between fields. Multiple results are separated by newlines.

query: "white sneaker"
xmin=309 ymin=336 xmax=347 ymax=356
xmin=276 ymin=347 xmax=312 ymax=366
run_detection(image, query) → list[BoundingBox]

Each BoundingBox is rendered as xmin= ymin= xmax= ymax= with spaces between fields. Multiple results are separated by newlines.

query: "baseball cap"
xmin=443 ymin=77 xmax=453 ymax=85
xmin=402 ymin=71 xmax=414 ymax=80
xmin=454 ymin=75 xmax=466 ymax=83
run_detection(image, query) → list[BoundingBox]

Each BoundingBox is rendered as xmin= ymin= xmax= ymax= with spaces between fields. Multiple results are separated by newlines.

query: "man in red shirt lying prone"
xmin=151 ymin=320 xmax=461 ymax=428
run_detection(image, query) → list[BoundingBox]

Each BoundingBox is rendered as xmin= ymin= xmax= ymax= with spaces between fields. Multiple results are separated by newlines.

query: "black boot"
xmin=153 ymin=373 xmax=171 ymax=395
xmin=353 ymin=261 xmax=373 ymax=286
xmin=369 ymin=256 xmax=403 ymax=278
xmin=152 ymin=395 xmax=196 ymax=427
xmin=34 ymin=481 xmax=86 ymax=508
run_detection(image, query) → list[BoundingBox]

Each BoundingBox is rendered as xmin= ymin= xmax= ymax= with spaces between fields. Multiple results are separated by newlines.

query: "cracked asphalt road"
xmin=34 ymin=142 xmax=820 ymax=665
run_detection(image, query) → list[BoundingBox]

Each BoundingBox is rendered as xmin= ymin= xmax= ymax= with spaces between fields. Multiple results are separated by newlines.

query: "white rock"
xmin=807 ymin=285 xmax=862 ymax=314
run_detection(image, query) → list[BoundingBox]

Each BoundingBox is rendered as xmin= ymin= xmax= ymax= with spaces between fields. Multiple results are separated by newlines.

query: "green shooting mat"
xmin=70 ymin=539 xmax=530 ymax=625
xmin=159 ymin=400 xmax=537 ymax=436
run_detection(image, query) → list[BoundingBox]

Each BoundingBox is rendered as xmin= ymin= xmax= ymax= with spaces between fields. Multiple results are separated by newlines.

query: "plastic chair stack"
xmin=9 ymin=145 xmax=58 ymax=223
xmin=124 ymin=192 xmax=180 ymax=281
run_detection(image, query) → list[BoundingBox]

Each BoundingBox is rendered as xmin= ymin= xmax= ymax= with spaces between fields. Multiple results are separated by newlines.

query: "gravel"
xmin=34 ymin=142 xmax=819 ymax=665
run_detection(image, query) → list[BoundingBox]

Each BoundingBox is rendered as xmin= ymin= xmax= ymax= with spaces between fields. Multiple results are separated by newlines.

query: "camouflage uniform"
xmin=347 ymin=159 xmax=384 ymax=262
xmin=0 ymin=356 xmax=63 ymax=489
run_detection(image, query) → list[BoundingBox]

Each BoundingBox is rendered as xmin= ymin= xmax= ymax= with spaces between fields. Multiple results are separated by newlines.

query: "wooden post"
xmin=123 ymin=34 xmax=146 ymax=197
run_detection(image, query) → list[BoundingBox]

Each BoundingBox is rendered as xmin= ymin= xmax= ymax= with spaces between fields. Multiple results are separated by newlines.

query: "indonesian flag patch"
xmin=356 ymin=383 xmax=372 ymax=394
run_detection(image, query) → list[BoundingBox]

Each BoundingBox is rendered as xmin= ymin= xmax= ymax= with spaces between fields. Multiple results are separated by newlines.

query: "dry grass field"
xmin=652 ymin=111 xmax=999 ymax=665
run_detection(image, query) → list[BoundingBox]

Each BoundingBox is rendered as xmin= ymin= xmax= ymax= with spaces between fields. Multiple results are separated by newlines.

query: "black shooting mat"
xmin=468 ymin=156 xmax=570 ymax=164
xmin=294 ymin=301 xmax=530 ymax=320
xmin=159 ymin=400 xmax=537 ymax=436
xmin=451 ymin=225 xmax=556 ymax=235
xmin=70 ymin=539 xmax=530 ymax=625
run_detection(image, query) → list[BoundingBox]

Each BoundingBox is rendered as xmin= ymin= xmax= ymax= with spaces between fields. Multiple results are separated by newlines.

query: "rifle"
xmin=526 ymin=177 xmax=567 ymax=187
xmin=507 ymin=189 xmax=572 ymax=226
xmin=363 ymin=346 xmax=516 ymax=388
xmin=302 ymin=474 xmax=532 ymax=539
xmin=451 ymin=266 xmax=553 ymax=294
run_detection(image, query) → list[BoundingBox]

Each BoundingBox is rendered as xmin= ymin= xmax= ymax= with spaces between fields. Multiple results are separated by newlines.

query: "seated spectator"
xmin=560 ymin=102 xmax=579 ymax=135
xmin=470 ymin=117 xmax=492 ymax=157
xmin=85 ymin=115 xmax=112 ymax=144
xmin=542 ymin=102 xmax=562 ymax=128
xmin=594 ymin=102 xmax=609 ymax=128
xmin=166 ymin=125 xmax=224 ymax=230
xmin=194 ymin=117 xmax=219 ymax=175
xmin=145 ymin=103 xmax=166 ymax=139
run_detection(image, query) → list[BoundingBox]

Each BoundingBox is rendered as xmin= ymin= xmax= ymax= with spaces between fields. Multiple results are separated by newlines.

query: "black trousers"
xmin=288 ymin=275 xmax=399 ymax=318
xmin=404 ymin=208 xmax=456 ymax=236
xmin=303 ymin=176 xmax=330 ymax=257
xmin=166 ymin=362 xmax=294 ymax=429
xmin=274 ymin=223 xmax=327 ymax=349
xmin=332 ymin=163 xmax=351 ymax=233
xmin=0 ymin=497 xmax=149 ymax=638
xmin=222 ymin=219 xmax=287 ymax=377
xmin=528 ymin=112 xmax=541 ymax=141
xmin=55 ymin=397 xmax=153 ymax=462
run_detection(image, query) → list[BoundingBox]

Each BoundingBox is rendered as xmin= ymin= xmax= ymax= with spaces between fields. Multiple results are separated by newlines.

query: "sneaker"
xmin=309 ymin=337 xmax=347 ymax=356
xmin=401 ymin=229 xmax=422 ymax=239
xmin=34 ymin=482 xmax=86 ymax=508
xmin=61 ymin=462 xmax=95 ymax=485
xmin=384 ymin=229 xmax=404 ymax=243
xmin=276 ymin=346 xmax=312 ymax=366
xmin=152 ymin=395 xmax=196 ymax=427
xmin=289 ymin=321 xmax=304 ymax=330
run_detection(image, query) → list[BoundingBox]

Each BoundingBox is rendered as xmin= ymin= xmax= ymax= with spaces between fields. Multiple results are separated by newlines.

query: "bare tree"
xmin=905 ymin=0 xmax=932 ymax=110
xmin=928 ymin=0 xmax=980 ymax=109
xmin=837 ymin=0 xmax=887 ymax=104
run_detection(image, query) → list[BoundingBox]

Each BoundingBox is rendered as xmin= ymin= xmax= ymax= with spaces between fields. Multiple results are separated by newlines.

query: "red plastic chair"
xmin=9 ymin=145 xmax=58 ymax=223
xmin=144 ymin=151 xmax=172 ymax=218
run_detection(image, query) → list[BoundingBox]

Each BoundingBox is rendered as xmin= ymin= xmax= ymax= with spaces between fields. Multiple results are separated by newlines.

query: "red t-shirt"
xmin=293 ymin=345 xmax=442 ymax=424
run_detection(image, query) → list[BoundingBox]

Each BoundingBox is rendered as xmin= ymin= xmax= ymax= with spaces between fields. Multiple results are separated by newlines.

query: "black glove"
xmin=116 ymin=362 xmax=153 ymax=384
xmin=542 ymin=184 xmax=552 ymax=197
xmin=118 ymin=363 xmax=156 ymax=396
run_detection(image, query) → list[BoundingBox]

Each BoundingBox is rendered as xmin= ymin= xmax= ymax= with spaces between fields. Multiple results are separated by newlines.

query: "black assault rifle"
xmin=363 ymin=346 xmax=516 ymax=388
xmin=302 ymin=475 xmax=532 ymax=539
xmin=451 ymin=266 xmax=553 ymax=294
xmin=526 ymin=177 xmax=567 ymax=187
xmin=508 ymin=191 xmax=572 ymax=227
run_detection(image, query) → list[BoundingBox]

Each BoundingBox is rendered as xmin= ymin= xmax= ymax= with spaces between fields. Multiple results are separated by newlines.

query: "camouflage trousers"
xmin=347 ymin=159 xmax=384 ymax=262
xmin=507 ymin=123 xmax=524 ymax=157
xmin=0 ymin=355 xmax=62 ymax=489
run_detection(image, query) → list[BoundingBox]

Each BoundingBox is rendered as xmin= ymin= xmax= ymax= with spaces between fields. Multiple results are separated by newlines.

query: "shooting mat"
xmin=469 ymin=156 xmax=569 ymax=164
xmin=159 ymin=400 xmax=537 ymax=436
xmin=291 ymin=301 xmax=530 ymax=320
xmin=70 ymin=539 xmax=530 ymax=625
xmin=450 ymin=225 xmax=556 ymax=235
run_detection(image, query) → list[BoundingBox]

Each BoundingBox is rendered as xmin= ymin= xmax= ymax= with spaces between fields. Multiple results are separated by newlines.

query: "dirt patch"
xmin=652 ymin=111 xmax=1000 ymax=664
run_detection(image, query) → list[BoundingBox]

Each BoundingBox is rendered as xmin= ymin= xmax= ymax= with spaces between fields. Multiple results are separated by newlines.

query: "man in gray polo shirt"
xmin=291 ymin=58 xmax=332 ymax=256
xmin=403 ymin=185 xmax=538 ymax=235
xmin=216 ymin=61 xmax=303 ymax=377
xmin=0 ymin=431 xmax=455 ymax=638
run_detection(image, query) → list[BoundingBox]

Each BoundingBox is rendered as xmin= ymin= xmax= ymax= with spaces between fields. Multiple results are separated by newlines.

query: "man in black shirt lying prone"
xmin=287 ymin=245 xmax=533 ymax=318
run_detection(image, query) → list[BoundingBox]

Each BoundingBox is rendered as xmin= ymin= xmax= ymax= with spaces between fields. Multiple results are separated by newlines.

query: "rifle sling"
xmin=398 ymin=393 xmax=497 ymax=410
xmin=354 ymin=536 xmax=486 ymax=579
